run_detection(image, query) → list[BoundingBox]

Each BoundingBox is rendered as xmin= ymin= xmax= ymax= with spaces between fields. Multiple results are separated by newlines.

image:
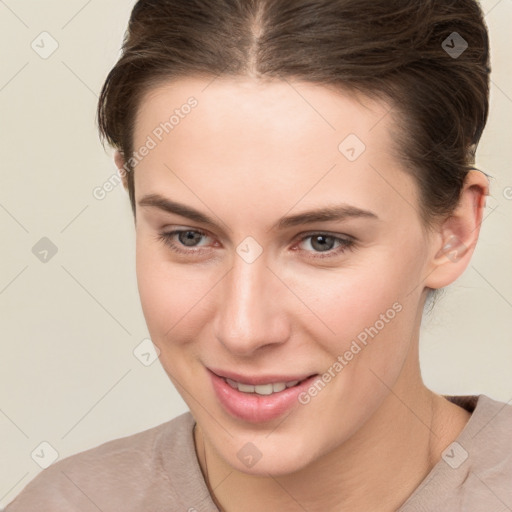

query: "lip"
xmin=208 ymin=368 xmax=319 ymax=423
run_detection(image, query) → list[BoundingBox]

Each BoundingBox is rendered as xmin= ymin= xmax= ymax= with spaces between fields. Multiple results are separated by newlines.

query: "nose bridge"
xmin=215 ymin=252 xmax=287 ymax=354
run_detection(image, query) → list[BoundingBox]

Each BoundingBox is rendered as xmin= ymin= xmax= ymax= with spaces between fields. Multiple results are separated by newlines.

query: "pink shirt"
xmin=5 ymin=394 xmax=512 ymax=511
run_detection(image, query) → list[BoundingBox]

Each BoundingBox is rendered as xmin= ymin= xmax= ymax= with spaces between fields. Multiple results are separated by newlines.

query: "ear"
xmin=424 ymin=170 xmax=489 ymax=290
xmin=114 ymin=150 xmax=130 ymax=192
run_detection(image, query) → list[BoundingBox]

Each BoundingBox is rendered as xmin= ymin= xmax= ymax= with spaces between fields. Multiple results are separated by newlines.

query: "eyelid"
xmin=293 ymin=229 xmax=355 ymax=242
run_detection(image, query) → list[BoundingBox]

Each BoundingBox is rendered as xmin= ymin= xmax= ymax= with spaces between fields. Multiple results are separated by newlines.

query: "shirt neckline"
xmin=181 ymin=394 xmax=484 ymax=511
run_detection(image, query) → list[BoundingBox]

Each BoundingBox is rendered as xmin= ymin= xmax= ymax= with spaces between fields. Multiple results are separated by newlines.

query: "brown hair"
xmin=97 ymin=0 xmax=491 ymax=303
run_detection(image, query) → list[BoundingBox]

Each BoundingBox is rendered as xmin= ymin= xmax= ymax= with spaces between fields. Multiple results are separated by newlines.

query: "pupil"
xmin=312 ymin=235 xmax=334 ymax=252
xmin=180 ymin=231 xmax=201 ymax=247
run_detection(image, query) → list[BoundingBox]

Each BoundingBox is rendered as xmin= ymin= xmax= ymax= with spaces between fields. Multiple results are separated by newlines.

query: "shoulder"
xmin=400 ymin=394 xmax=512 ymax=512
xmin=445 ymin=394 xmax=512 ymax=481
xmin=449 ymin=394 xmax=512 ymax=507
xmin=437 ymin=394 xmax=512 ymax=482
xmin=4 ymin=412 xmax=197 ymax=512
xmin=456 ymin=394 xmax=512 ymax=456
xmin=463 ymin=394 xmax=512 ymax=469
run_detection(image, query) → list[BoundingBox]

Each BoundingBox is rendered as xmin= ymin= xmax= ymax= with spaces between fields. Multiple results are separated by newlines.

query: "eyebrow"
xmin=138 ymin=193 xmax=379 ymax=232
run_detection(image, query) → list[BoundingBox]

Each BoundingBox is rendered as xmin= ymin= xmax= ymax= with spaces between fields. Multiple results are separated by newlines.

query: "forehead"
xmin=131 ymin=77 xmax=419 ymax=225
xmin=134 ymin=76 xmax=393 ymax=148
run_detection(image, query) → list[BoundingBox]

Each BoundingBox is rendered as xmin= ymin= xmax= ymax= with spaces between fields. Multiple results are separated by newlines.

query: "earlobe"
xmin=424 ymin=170 xmax=489 ymax=290
xmin=114 ymin=150 xmax=130 ymax=191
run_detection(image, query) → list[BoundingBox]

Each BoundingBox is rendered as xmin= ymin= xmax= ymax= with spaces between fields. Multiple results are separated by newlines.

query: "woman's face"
xmin=131 ymin=77 xmax=437 ymax=475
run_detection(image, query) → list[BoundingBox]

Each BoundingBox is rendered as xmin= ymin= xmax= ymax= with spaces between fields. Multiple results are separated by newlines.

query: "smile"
xmin=224 ymin=378 xmax=301 ymax=395
xmin=210 ymin=369 xmax=320 ymax=423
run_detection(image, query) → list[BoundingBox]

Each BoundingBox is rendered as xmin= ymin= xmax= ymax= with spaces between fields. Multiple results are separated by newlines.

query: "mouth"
xmin=208 ymin=368 xmax=320 ymax=423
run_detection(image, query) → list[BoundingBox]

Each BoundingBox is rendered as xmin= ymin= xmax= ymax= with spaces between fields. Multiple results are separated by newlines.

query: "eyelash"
xmin=155 ymin=229 xmax=356 ymax=260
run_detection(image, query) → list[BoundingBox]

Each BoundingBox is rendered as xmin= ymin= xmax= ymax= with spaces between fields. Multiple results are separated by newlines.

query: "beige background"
xmin=0 ymin=0 xmax=510 ymax=507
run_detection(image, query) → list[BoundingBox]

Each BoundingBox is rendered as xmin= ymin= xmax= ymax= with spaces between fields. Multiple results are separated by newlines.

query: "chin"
xmin=211 ymin=429 xmax=323 ymax=477
xmin=230 ymin=449 xmax=315 ymax=477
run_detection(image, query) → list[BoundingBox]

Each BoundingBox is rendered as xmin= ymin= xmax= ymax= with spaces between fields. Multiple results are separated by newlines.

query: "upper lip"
xmin=208 ymin=368 xmax=317 ymax=386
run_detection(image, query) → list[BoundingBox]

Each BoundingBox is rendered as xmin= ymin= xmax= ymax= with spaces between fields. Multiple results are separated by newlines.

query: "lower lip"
xmin=209 ymin=370 xmax=319 ymax=423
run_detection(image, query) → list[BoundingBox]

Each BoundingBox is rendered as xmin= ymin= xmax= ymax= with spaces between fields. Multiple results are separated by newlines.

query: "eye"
xmin=155 ymin=229 xmax=356 ymax=260
xmin=156 ymin=229 xmax=213 ymax=256
xmin=294 ymin=233 xmax=356 ymax=259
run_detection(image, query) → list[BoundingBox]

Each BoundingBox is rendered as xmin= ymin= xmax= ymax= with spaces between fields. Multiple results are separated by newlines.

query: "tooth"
xmin=226 ymin=378 xmax=238 ymax=389
xmin=272 ymin=382 xmax=286 ymax=392
xmin=229 ymin=378 xmax=303 ymax=394
xmin=254 ymin=384 xmax=274 ymax=395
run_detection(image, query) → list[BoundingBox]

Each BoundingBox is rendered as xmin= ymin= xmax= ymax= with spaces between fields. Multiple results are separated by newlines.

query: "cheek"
xmin=285 ymin=251 xmax=416 ymax=343
xmin=135 ymin=236 xmax=219 ymax=353
xmin=287 ymin=247 xmax=423 ymax=389
xmin=136 ymin=240 xmax=186 ymax=340
xmin=355 ymin=265 xmax=424 ymax=374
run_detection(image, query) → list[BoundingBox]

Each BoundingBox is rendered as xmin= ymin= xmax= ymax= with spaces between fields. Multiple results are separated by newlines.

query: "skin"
xmin=115 ymin=76 xmax=488 ymax=511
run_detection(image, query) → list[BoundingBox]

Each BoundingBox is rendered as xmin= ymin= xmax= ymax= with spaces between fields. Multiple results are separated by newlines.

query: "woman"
xmin=6 ymin=0 xmax=511 ymax=510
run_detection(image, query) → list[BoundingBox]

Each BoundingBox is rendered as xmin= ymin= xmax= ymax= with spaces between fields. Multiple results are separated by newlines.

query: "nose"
xmin=214 ymin=253 xmax=289 ymax=356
